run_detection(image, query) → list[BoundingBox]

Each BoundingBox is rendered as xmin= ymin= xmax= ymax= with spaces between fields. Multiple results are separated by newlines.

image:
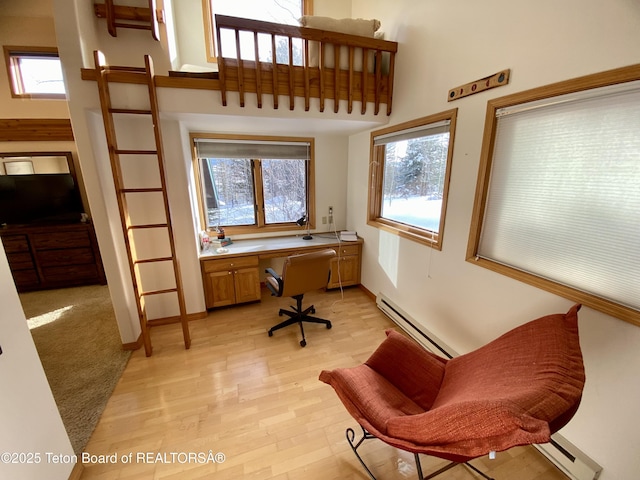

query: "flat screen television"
xmin=0 ymin=173 xmax=84 ymax=226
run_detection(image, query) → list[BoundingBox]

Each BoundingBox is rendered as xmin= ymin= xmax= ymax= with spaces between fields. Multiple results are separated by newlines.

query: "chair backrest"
xmin=280 ymin=248 xmax=336 ymax=298
xmin=432 ymin=304 xmax=585 ymax=434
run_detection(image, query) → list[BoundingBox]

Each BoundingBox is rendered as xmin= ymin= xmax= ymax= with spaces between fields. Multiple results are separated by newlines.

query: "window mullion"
xmin=252 ymin=159 xmax=265 ymax=227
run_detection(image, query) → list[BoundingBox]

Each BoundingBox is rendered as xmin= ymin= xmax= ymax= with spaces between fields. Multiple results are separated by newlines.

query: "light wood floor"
xmin=80 ymin=287 xmax=569 ymax=480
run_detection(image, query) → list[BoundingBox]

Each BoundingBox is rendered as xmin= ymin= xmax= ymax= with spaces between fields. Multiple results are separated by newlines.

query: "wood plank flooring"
xmin=79 ymin=287 xmax=569 ymax=479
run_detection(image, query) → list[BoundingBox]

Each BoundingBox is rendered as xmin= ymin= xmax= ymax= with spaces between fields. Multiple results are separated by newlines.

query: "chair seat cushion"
xmin=320 ymin=366 xmax=425 ymax=435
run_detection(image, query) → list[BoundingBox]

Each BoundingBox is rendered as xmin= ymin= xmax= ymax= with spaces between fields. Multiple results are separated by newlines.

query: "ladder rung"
xmin=140 ymin=288 xmax=178 ymax=297
xmin=109 ymin=108 xmax=152 ymax=115
xmin=128 ymin=223 xmax=169 ymax=230
xmin=135 ymin=257 xmax=174 ymax=265
xmin=119 ymin=187 xmax=164 ymax=193
xmin=114 ymin=22 xmax=153 ymax=31
xmin=115 ymin=149 xmax=157 ymax=155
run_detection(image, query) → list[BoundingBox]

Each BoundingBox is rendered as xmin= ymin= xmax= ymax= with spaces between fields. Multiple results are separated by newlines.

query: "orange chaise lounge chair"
xmin=320 ymin=304 xmax=585 ymax=479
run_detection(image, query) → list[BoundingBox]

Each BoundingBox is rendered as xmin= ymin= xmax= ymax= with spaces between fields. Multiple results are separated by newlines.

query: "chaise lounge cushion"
xmin=319 ymin=304 xmax=585 ymax=462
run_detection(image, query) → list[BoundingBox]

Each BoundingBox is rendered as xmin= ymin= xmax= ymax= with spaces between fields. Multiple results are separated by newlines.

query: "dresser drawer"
xmin=12 ymin=269 xmax=39 ymax=287
xmin=41 ymin=264 xmax=99 ymax=283
xmin=31 ymin=230 xmax=92 ymax=250
xmin=1 ymin=234 xmax=30 ymax=253
xmin=37 ymin=247 xmax=95 ymax=267
xmin=203 ymin=255 xmax=259 ymax=273
xmin=7 ymin=252 xmax=35 ymax=270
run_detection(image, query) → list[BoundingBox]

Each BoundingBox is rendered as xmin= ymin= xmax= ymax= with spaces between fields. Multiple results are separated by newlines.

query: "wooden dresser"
xmin=0 ymin=222 xmax=106 ymax=292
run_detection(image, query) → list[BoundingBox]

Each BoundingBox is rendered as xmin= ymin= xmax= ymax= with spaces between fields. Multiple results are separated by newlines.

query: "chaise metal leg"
xmin=345 ymin=426 xmax=494 ymax=480
xmin=346 ymin=426 xmax=379 ymax=480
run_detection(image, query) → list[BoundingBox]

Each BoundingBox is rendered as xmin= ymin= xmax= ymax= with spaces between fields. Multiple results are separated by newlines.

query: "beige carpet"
xmin=20 ymin=284 xmax=131 ymax=454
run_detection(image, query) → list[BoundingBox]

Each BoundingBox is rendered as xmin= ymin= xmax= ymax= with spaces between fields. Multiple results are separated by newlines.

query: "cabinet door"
xmin=205 ymin=270 xmax=236 ymax=308
xmin=234 ymin=267 xmax=261 ymax=304
xmin=329 ymin=255 xmax=359 ymax=288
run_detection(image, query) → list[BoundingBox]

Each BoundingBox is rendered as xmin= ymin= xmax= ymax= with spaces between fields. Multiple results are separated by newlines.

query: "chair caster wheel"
xmin=327 ymin=323 xmax=332 ymax=329
xmin=268 ymin=331 xmax=273 ymax=337
xmin=311 ymin=307 xmax=316 ymax=314
xmin=278 ymin=311 xmax=283 ymax=316
xmin=300 ymin=339 xmax=307 ymax=347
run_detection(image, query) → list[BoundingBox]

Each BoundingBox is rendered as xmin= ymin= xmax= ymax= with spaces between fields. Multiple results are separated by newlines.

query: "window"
xmin=193 ymin=134 xmax=314 ymax=235
xmin=467 ymin=66 xmax=640 ymax=326
xmin=3 ymin=46 xmax=65 ymax=98
xmin=368 ymin=109 xmax=457 ymax=250
xmin=203 ymin=0 xmax=311 ymax=63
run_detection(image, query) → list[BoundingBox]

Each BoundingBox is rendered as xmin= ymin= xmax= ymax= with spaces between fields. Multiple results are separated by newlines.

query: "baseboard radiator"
xmin=376 ymin=293 xmax=603 ymax=480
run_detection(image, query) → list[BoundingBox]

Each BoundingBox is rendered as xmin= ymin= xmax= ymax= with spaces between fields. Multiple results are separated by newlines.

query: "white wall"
xmin=348 ymin=1 xmax=640 ymax=479
xmin=0 ymin=245 xmax=75 ymax=480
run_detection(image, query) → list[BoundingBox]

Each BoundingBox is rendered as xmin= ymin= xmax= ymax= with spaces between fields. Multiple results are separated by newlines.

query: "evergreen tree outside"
xmin=381 ymin=132 xmax=450 ymax=232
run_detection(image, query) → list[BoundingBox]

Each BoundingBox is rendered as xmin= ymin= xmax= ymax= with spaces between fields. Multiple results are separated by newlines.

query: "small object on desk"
xmin=199 ymin=230 xmax=210 ymax=251
xmin=340 ymin=231 xmax=358 ymax=241
xmin=216 ymin=247 xmax=229 ymax=254
xmin=211 ymin=237 xmax=233 ymax=247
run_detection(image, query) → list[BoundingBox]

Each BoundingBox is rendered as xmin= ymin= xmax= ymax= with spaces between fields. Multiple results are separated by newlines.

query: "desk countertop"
xmin=199 ymin=233 xmax=361 ymax=261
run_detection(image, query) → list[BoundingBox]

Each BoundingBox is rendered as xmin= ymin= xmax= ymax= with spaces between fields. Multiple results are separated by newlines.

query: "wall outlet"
xmin=328 ymin=206 xmax=333 ymax=224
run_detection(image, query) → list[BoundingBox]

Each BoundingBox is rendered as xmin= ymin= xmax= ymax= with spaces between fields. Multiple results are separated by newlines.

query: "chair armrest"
xmin=264 ymin=268 xmax=283 ymax=296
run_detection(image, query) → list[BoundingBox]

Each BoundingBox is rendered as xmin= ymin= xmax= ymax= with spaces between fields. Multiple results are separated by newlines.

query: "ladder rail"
xmin=93 ymin=51 xmax=191 ymax=356
xmin=143 ymin=54 xmax=191 ymax=350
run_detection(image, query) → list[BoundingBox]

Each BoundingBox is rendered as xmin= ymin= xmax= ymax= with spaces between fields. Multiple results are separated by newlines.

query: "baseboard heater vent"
xmin=376 ymin=293 xmax=603 ymax=480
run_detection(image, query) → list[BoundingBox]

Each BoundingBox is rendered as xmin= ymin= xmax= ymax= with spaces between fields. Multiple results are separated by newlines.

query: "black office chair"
xmin=265 ymin=248 xmax=336 ymax=347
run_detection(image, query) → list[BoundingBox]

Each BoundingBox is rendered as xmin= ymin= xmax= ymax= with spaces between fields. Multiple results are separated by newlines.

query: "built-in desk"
xmin=199 ymin=234 xmax=363 ymax=309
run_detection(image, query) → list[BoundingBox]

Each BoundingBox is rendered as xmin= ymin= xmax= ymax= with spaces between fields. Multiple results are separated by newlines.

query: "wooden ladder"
xmin=93 ymin=51 xmax=191 ymax=356
xmin=94 ymin=0 xmax=160 ymax=40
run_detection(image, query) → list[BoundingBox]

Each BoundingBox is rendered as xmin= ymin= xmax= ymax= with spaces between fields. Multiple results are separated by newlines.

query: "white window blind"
xmin=195 ymin=138 xmax=310 ymax=159
xmin=478 ymin=82 xmax=640 ymax=311
xmin=373 ymin=120 xmax=450 ymax=145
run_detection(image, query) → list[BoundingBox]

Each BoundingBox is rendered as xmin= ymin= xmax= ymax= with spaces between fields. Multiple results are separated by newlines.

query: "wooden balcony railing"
xmin=214 ymin=15 xmax=398 ymax=115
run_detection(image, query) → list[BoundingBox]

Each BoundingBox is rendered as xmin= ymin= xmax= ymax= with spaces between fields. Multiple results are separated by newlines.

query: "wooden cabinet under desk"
xmin=201 ymin=255 xmax=261 ymax=308
xmin=328 ymin=243 xmax=361 ymax=289
xmin=199 ymin=235 xmax=362 ymax=309
xmin=0 ymin=223 xmax=106 ymax=292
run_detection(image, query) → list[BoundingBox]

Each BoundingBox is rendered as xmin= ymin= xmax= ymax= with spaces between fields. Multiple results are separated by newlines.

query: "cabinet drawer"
xmin=203 ymin=255 xmax=258 ymax=273
xmin=334 ymin=244 xmax=360 ymax=256
xmin=31 ymin=230 xmax=91 ymax=250
xmin=7 ymin=252 xmax=34 ymax=270
xmin=1 ymin=234 xmax=30 ymax=253
xmin=37 ymin=248 xmax=95 ymax=267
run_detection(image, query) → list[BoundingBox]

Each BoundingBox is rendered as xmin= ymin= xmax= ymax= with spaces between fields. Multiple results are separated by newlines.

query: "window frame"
xmin=3 ymin=46 xmax=65 ymax=99
xmin=467 ymin=64 xmax=640 ymax=327
xmin=201 ymin=0 xmax=313 ymax=63
xmin=191 ymin=133 xmax=315 ymax=236
xmin=367 ymin=109 xmax=457 ymax=250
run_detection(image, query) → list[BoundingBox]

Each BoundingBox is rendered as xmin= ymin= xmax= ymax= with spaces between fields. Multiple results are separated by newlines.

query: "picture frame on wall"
xmin=4 ymin=160 xmax=34 ymax=175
